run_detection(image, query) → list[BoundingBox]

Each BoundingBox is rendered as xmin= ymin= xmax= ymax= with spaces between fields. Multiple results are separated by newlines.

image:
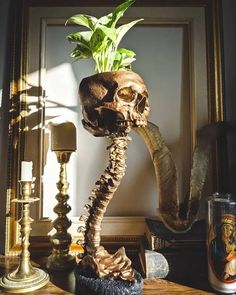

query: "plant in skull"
xmin=66 ymin=0 xmax=148 ymax=285
xmin=67 ymin=6 xmax=227 ymax=290
xmin=66 ymin=0 xmax=143 ymax=73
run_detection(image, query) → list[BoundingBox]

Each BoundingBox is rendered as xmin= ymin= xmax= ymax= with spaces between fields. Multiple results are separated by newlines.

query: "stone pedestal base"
xmin=74 ymin=264 xmax=143 ymax=295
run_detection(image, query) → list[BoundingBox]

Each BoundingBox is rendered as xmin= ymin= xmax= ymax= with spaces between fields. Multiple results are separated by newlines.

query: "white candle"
xmin=50 ymin=122 xmax=77 ymax=151
xmin=21 ymin=161 xmax=33 ymax=181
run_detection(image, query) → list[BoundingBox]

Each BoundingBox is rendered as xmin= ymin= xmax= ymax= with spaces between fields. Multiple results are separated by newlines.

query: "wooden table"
xmin=0 ymin=255 xmax=215 ymax=294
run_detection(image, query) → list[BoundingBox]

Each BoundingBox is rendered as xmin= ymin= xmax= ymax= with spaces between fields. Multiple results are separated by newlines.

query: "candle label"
xmin=208 ymin=214 xmax=236 ymax=283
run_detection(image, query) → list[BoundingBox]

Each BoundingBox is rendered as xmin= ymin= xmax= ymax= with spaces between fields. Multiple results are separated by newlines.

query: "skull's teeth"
xmin=134 ymin=119 xmax=146 ymax=126
xmin=117 ymin=121 xmax=132 ymax=127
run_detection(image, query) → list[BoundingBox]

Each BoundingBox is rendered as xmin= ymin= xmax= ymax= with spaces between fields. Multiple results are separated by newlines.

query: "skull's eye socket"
xmin=117 ymin=87 xmax=136 ymax=102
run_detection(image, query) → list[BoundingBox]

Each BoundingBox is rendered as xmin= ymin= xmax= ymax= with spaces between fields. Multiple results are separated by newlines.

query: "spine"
xmin=79 ymin=135 xmax=130 ymax=254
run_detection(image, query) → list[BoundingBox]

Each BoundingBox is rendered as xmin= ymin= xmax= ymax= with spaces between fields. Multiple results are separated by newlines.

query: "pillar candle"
xmin=50 ymin=122 xmax=77 ymax=151
xmin=21 ymin=161 xmax=33 ymax=181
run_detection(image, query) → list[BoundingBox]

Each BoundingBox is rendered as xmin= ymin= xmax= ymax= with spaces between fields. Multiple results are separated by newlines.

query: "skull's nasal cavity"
xmin=136 ymin=94 xmax=147 ymax=114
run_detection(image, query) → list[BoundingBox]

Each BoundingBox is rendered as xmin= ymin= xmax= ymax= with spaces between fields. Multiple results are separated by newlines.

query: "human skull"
xmin=79 ymin=70 xmax=149 ymax=136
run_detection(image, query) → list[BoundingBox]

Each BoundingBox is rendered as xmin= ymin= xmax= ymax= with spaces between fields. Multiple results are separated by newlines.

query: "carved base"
xmin=46 ymin=254 xmax=76 ymax=271
xmin=0 ymin=268 xmax=49 ymax=293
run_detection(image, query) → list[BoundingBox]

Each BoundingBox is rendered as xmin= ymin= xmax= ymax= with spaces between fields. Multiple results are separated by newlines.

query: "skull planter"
xmin=75 ymin=70 xmax=149 ymax=295
xmin=79 ymin=70 xmax=149 ymax=137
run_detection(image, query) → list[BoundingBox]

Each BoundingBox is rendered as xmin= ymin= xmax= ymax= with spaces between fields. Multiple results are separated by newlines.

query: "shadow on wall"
xmin=0 ymin=0 xmax=14 ymax=253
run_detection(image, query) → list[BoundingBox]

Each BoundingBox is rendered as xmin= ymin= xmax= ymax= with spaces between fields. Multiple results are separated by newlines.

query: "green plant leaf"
xmin=113 ymin=48 xmax=136 ymax=70
xmin=93 ymin=40 xmax=110 ymax=56
xmin=117 ymin=48 xmax=136 ymax=57
xmin=89 ymin=28 xmax=106 ymax=52
xmin=66 ymin=14 xmax=98 ymax=30
xmin=116 ymin=18 xmax=143 ymax=45
xmin=66 ymin=0 xmax=141 ymax=72
xmin=68 ymin=32 xmax=92 ymax=60
xmin=98 ymin=13 xmax=113 ymax=26
xmin=71 ymin=44 xmax=92 ymax=59
xmin=89 ymin=27 xmax=116 ymax=55
xmin=96 ymin=0 xmax=135 ymax=28
xmin=114 ymin=50 xmax=122 ymax=60
xmin=67 ymin=31 xmax=93 ymax=45
xmin=113 ymin=51 xmax=122 ymax=70
xmin=108 ymin=0 xmax=136 ymax=28
xmin=121 ymin=57 xmax=136 ymax=66
xmin=97 ymin=25 xmax=117 ymax=43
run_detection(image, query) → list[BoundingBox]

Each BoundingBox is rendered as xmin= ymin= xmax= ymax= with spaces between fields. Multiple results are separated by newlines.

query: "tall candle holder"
xmin=46 ymin=151 xmax=76 ymax=270
xmin=0 ymin=181 xmax=49 ymax=293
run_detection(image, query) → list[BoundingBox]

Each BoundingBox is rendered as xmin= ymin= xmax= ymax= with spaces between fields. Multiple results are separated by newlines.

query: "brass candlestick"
xmin=0 ymin=181 xmax=49 ymax=293
xmin=47 ymin=151 xmax=76 ymax=270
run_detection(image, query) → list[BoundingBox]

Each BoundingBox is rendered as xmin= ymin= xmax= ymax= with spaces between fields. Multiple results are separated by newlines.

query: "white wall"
xmin=42 ymin=24 xmax=190 ymax=219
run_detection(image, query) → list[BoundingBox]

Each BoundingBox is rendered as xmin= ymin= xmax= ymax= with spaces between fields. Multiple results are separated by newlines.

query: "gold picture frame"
xmin=3 ymin=0 xmax=224 ymax=255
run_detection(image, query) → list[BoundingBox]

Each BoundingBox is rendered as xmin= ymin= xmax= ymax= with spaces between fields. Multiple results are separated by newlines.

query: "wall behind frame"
xmin=222 ymin=0 xmax=236 ymax=194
